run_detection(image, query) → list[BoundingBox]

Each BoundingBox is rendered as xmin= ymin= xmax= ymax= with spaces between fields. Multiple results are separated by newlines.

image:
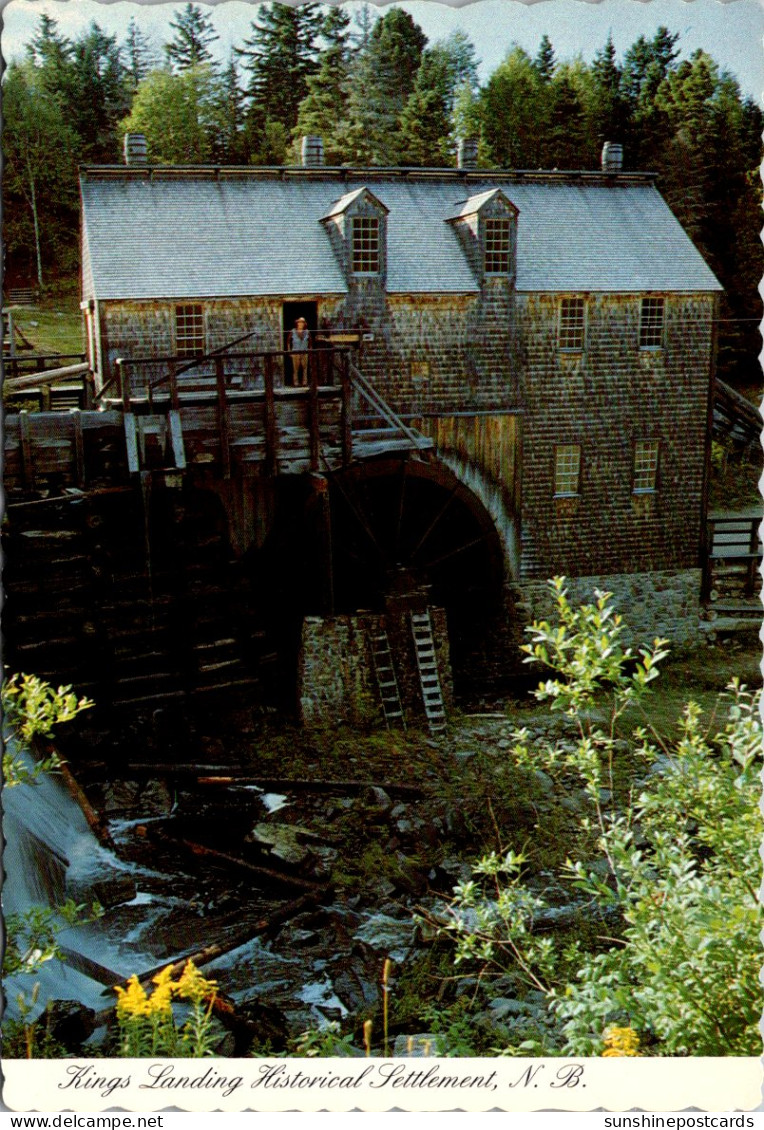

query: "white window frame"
xmin=639 ymin=296 xmax=665 ymax=350
xmin=554 ymin=443 xmax=582 ymax=497
xmin=633 ymin=439 xmax=660 ymax=493
xmin=175 ymin=303 xmax=205 ymax=358
xmin=558 ymin=296 xmax=586 ymax=352
xmin=484 ymin=217 xmax=512 ymax=275
xmin=351 ymin=216 xmax=381 ymax=274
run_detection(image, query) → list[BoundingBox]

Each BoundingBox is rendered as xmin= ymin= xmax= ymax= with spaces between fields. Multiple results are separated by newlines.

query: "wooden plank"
xmin=70 ymin=408 xmax=86 ymax=486
xmin=168 ymin=408 xmax=186 ymax=469
xmin=215 ymin=356 xmax=231 ymax=478
xmin=18 ymin=410 xmax=35 ymax=490
xmin=308 ymin=356 xmax=320 ymax=471
xmin=123 ymin=412 xmax=140 ymax=474
xmin=264 ymin=354 xmax=277 ymax=475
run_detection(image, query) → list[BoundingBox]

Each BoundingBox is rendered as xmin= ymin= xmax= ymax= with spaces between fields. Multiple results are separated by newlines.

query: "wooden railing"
xmin=114 ymin=345 xmax=354 ymax=475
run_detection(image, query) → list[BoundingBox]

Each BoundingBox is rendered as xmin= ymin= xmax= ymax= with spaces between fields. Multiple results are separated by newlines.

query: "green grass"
xmin=6 ymin=280 xmax=83 ymax=357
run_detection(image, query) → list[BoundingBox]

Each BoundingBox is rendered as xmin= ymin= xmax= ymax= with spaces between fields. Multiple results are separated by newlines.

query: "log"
xmin=95 ymin=886 xmax=330 ymax=1026
xmin=144 ymin=825 xmax=324 ymax=892
xmin=5 ymin=362 xmax=89 ymax=391
xmin=121 ymin=764 xmax=426 ymax=797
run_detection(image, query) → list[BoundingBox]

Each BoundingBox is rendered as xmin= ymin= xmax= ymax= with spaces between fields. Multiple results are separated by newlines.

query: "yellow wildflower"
xmin=175 ymin=960 xmax=217 ymax=1006
xmin=148 ymin=966 xmax=176 ymax=1016
xmin=602 ymin=1026 xmax=641 ymax=1057
xmin=114 ymin=975 xmax=150 ymax=1019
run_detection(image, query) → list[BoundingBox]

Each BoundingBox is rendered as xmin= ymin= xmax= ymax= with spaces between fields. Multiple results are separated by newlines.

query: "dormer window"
xmin=321 ymin=187 xmax=388 ymax=285
xmin=352 ymin=217 xmax=380 ymax=274
xmin=484 ymin=218 xmax=512 ymax=274
xmin=448 ymin=188 xmax=518 ymax=283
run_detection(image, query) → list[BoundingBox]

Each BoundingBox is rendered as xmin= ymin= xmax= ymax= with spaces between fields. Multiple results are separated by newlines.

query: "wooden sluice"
xmin=3 ymin=345 xmax=439 ymax=716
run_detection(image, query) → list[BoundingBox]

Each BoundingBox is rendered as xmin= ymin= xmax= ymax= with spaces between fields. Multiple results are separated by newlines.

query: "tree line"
xmin=3 ymin=3 xmax=761 ymax=383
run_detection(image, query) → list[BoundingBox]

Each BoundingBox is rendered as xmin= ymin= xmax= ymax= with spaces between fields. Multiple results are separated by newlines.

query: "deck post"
xmin=18 ymin=410 xmax=36 ymax=491
xmin=215 ymin=355 xmax=231 ymax=479
xmin=70 ymin=408 xmax=86 ymax=486
xmin=308 ymin=352 xmax=320 ymax=472
xmin=264 ymin=354 xmax=277 ymax=475
xmin=340 ymin=351 xmax=352 ymax=466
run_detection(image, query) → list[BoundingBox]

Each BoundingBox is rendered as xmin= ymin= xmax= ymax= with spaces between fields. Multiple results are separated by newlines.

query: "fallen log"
xmin=121 ymin=763 xmax=426 ymax=797
xmin=143 ymin=825 xmax=324 ymax=892
xmin=94 ymin=887 xmax=331 ymax=1025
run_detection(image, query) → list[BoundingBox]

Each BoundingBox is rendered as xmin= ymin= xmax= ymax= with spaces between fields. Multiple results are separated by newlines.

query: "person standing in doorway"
xmin=289 ymin=317 xmax=310 ymax=387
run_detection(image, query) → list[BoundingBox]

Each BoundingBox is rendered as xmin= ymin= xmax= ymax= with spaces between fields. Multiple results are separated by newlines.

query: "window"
xmin=175 ymin=304 xmax=204 ymax=358
xmin=633 ymin=439 xmax=659 ymax=492
xmin=558 ymin=297 xmax=586 ymax=351
xmin=484 ymin=218 xmax=512 ymax=274
xmin=555 ymin=444 xmax=581 ymax=496
xmin=639 ymin=297 xmax=665 ymax=349
xmin=352 ymin=217 xmax=380 ymax=273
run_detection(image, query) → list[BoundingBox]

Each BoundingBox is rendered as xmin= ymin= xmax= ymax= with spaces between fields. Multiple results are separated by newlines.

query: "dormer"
xmin=321 ymin=187 xmax=389 ymax=286
xmin=448 ymin=189 xmax=518 ymax=285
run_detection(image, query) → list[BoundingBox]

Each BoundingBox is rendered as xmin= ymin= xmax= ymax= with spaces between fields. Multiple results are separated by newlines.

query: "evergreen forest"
xmin=3 ymin=2 xmax=761 ymax=386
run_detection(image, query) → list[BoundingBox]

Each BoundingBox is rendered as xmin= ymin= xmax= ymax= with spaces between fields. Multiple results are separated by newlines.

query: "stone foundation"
xmin=515 ymin=569 xmax=704 ymax=647
xmin=298 ymin=609 xmax=452 ymax=728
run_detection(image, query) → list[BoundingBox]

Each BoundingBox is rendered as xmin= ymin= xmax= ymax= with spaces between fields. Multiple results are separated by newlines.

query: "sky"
xmin=2 ymin=0 xmax=763 ymax=101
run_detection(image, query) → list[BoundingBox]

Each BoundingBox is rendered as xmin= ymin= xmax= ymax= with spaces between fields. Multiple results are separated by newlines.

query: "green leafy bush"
xmin=435 ymin=578 xmax=762 ymax=1056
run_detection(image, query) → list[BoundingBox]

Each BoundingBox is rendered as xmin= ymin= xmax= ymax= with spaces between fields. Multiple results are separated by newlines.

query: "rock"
xmin=46 ymin=1000 xmax=96 ymax=1050
xmin=363 ymin=786 xmax=392 ymax=814
xmin=89 ymin=873 xmax=138 ymax=909
xmin=489 ymin=997 xmax=527 ymax=1018
xmin=354 ymin=912 xmax=416 ymax=962
xmin=532 ymin=769 xmax=555 ymax=795
xmin=246 ymin=822 xmax=323 ymax=865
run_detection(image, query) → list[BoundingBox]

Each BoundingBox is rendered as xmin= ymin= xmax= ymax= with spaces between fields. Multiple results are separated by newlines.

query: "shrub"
xmin=434 ymin=578 xmax=762 ymax=1056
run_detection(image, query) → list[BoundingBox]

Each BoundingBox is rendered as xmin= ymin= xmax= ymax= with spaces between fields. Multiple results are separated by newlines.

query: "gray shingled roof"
xmin=80 ymin=171 xmax=722 ymax=300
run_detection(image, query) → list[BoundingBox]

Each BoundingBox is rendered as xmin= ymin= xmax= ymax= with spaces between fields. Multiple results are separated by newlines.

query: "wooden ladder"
xmin=370 ymin=628 xmax=406 ymax=730
xmin=410 ymin=610 xmax=447 ymax=734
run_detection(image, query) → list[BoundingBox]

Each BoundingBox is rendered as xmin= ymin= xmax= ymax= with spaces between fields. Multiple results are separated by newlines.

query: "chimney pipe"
xmin=124 ymin=133 xmax=148 ymax=166
xmin=301 ymin=135 xmax=325 ymax=167
xmin=601 ymin=142 xmax=623 ymax=173
xmin=457 ymin=137 xmax=479 ymax=170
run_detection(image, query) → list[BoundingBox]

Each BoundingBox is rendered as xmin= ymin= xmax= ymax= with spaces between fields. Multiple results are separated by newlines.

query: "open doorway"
xmin=282 ymin=301 xmax=318 ymax=387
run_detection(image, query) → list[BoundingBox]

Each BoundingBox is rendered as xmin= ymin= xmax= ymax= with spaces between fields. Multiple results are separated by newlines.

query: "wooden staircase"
xmin=370 ymin=629 xmax=406 ymax=730
xmin=410 ymin=611 xmax=447 ymax=735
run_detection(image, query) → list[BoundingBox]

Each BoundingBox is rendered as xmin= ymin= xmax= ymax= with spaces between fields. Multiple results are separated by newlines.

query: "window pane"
xmin=484 ymin=218 xmax=511 ymax=274
xmin=555 ymin=444 xmax=581 ymax=496
xmin=352 ymin=217 xmax=380 ymax=273
xmin=640 ymin=297 xmax=665 ymax=348
xmin=634 ymin=439 xmax=659 ymax=491
xmin=175 ymin=304 xmax=204 ymax=358
xmin=559 ymin=297 xmax=585 ymax=350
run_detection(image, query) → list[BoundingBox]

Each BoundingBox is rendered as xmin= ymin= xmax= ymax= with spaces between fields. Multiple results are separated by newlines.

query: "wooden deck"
xmin=3 ymin=346 xmax=432 ymax=496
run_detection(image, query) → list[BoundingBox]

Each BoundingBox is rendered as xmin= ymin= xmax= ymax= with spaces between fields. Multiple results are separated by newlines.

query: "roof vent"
xmin=124 ymin=133 xmax=148 ymax=166
xmin=601 ymin=142 xmax=623 ymax=173
xmin=301 ymin=135 xmax=325 ymax=167
xmin=457 ymin=138 xmax=479 ymax=170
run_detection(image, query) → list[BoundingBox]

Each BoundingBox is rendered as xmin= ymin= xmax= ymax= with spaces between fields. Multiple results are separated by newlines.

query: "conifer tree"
xmin=165 ymin=3 xmax=219 ymax=72
xmin=123 ymin=17 xmax=160 ymax=91
xmin=292 ymin=7 xmax=352 ymax=163
xmin=534 ymin=34 xmax=556 ymax=82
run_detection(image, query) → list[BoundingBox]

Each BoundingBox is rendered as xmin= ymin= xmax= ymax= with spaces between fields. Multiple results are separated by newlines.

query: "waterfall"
xmin=2 ymin=738 xmax=162 ymax=1023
